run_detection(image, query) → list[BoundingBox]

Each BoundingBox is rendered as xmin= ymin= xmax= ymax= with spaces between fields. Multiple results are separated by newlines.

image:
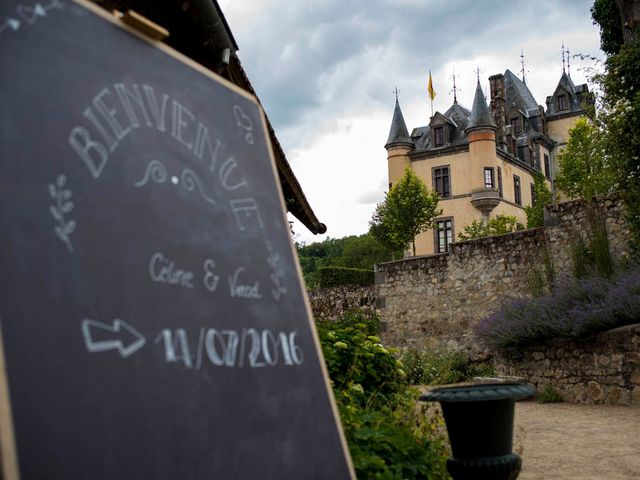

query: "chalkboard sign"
xmin=0 ymin=1 xmax=354 ymax=478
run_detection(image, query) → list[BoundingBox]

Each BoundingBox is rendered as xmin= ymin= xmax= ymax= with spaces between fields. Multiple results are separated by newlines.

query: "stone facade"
xmin=495 ymin=324 xmax=640 ymax=405
xmin=308 ymin=285 xmax=376 ymax=321
xmin=375 ymin=195 xmax=630 ymax=354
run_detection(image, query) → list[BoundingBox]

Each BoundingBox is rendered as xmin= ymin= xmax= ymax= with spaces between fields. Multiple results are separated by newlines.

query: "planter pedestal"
xmin=420 ymin=383 xmax=534 ymax=480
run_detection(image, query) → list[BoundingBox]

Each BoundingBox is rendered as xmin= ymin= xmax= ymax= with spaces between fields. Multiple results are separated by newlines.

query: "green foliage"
xmin=317 ymin=266 xmax=375 ymax=288
xmin=589 ymin=6 xmax=640 ymax=253
xmin=457 ymin=214 xmax=524 ymax=241
xmin=297 ymin=233 xmax=391 ymax=289
xmin=317 ymin=312 xmax=449 ymax=478
xmin=591 ymin=0 xmax=624 ymax=55
xmin=555 ymin=118 xmax=616 ymax=199
xmin=525 ymin=173 xmax=553 ymax=228
xmin=398 ymin=348 xmax=495 ymax=386
xmin=569 ymin=206 xmax=615 ymax=279
xmin=537 ymin=384 xmax=564 ymax=404
xmin=370 ymin=168 xmax=442 ymax=256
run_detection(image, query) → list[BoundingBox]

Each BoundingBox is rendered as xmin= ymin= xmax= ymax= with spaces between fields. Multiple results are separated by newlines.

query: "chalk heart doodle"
xmin=233 ymin=105 xmax=254 ymax=145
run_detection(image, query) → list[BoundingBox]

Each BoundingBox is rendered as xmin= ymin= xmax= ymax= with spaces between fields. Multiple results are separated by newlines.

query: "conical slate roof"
xmin=467 ymin=81 xmax=496 ymax=130
xmin=385 ymin=99 xmax=413 ymax=148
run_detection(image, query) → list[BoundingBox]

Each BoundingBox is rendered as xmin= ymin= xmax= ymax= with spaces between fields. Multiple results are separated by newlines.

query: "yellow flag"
xmin=428 ymin=71 xmax=436 ymax=101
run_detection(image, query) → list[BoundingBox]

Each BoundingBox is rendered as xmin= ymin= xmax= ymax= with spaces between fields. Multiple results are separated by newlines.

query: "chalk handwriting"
xmin=155 ymin=327 xmax=303 ymax=369
xmin=202 ymin=259 xmax=220 ymax=292
xmin=67 ymin=83 xmax=266 ymax=234
xmin=228 ymin=267 xmax=262 ymax=299
xmin=266 ymin=240 xmax=287 ymax=301
xmin=148 ymin=252 xmax=194 ymax=289
xmin=0 ymin=1 xmax=63 ymax=38
xmin=48 ymin=174 xmax=75 ymax=253
xmin=230 ymin=198 xmax=264 ymax=231
xmin=81 ymin=318 xmax=146 ymax=358
xmin=155 ymin=329 xmax=193 ymax=368
xmin=233 ymin=105 xmax=254 ymax=145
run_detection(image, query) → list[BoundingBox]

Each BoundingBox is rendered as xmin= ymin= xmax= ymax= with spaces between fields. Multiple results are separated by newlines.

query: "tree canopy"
xmin=457 ymin=214 xmax=524 ymax=241
xmin=555 ymin=118 xmax=616 ymax=200
xmin=525 ymin=173 xmax=553 ymax=228
xmin=369 ymin=168 xmax=441 ymax=256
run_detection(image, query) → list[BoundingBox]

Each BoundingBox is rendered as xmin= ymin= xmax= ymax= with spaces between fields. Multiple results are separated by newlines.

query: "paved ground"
xmin=514 ymin=401 xmax=640 ymax=480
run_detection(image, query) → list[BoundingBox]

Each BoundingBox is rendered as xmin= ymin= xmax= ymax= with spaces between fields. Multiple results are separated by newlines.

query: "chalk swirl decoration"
xmin=134 ymin=160 xmax=216 ymax=207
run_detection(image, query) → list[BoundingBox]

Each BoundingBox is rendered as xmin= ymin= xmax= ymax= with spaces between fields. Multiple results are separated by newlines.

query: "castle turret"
xmin=466 ymin=82 xmax=500 ymax=218
xmin=385 ymin=98 xmax=413 ymax=187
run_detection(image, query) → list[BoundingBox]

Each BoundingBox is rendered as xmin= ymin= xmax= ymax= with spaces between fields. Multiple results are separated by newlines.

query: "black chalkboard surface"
xmin=0 ymin=1 xmax=353 ymax=478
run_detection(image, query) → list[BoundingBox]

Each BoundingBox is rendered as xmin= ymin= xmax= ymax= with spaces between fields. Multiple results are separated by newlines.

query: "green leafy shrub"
xmin=458 ymin=214 xmax=524 ymax=241
xmin=537 ymin=384 xmax=564 ymax=404
xmin=318 ymin=266 xmax=374 ymax=288
xmin=399 ymin=348 xmax=494 ymax=386
xmin=317 ymin=311 xmax=449 ymax=478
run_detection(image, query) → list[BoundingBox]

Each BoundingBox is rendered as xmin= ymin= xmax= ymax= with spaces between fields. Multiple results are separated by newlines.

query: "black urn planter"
xmin=420 ymin=383 xmax=534 ymax=480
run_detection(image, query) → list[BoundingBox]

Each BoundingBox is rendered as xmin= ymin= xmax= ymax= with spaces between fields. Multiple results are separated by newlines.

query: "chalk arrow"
xmin=7 ymin=18 xmax=21 ymax=30
xmin=81 ymin=318 xmax=146 ymax=358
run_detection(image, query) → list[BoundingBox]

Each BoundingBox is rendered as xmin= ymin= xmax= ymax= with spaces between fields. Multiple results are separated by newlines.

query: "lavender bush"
xmin=476 ymin=268 xmax=640 ymax=352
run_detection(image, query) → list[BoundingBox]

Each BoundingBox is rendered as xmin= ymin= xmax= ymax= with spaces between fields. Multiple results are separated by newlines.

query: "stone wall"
xmin=545 ymin=195 xmax=630 ymax=280
xmin=496 ymin=324 xmax=640 ymax=405
xmin=375 ymin=195 xmax=630 ymax=354
xmin=308 ymin=285 xmax=376 ymax=321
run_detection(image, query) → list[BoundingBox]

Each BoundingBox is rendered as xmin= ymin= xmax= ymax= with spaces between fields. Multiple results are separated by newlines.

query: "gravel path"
xmin=515 ymin=401 xmax=640 ymax=480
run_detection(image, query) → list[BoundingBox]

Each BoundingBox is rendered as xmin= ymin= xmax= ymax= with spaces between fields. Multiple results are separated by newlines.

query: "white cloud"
xmin=220 ymin=0 xmax=602 ymax=245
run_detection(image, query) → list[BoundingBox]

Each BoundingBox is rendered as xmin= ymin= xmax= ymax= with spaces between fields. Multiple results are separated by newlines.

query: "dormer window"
xmin=510 ymin=117 xmax=521 ymax=136
xmin=557 ymin=94 xmax=567 ymax=111
xmin=434 ymin=127 xmax=445 ymax=147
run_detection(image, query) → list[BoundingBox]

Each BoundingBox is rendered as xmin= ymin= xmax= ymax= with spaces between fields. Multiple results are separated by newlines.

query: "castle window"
xmin=514 ymin=175 xmax=522 ymax=205
xmin=434 ymin=127 xmax=445 ymax=147
xmin=432 ymin=166 xmax=450 ymax=198
xmin=557 ymin=94 xmax=567 ymax=111
xmin=544 ymin=154 xmax=551 ymax=180
xmin=497 ymin=166 xmax=503 ymax=197
xmin=435 ymin=218 xmax=453 ymax=253
xmin=510 ymin=117 xmax=521 ymax=136
xmin=531 ymin=183 xmax=536 ymax=206
xmin=484 ymin=167 xmax=494 ymax=189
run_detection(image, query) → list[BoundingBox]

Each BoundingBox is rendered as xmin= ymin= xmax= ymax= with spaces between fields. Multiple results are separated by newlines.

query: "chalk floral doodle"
xmin=266 ymin=240 xmax=287 ymax=301
xmin=49 ymin=174 xmax=75 ymax=252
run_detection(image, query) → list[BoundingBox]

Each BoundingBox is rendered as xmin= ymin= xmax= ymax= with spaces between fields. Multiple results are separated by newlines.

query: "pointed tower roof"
xmin=385 ymin=98 xmax=413 ymax=149
xmin=467 ymin=81 xmax=496 ymax=131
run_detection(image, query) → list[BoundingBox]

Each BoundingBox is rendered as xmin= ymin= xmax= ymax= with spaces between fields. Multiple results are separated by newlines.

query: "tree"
xmin=457 ymin=214 xmax=524 ymax=241
xmin=555 ymin=118 xmax=616 ymax=199
xmin=369 ymin=168 xmax=441 ymax=256
xmin=591 ymin=0 xmax=640 ymax=253
xmin=525 ymin=173 xmax=554 ymax=228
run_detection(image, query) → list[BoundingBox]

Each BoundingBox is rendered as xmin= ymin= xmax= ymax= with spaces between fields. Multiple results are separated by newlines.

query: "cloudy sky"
xmin=218 ymin=0 xmax=603 ymax=245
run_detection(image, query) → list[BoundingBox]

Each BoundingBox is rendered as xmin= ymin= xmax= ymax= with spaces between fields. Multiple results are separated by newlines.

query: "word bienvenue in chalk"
xmin=66 ymin=82 xmax=262 ymax=231
xmin=81 ymin=318 xmax=304 ymax=369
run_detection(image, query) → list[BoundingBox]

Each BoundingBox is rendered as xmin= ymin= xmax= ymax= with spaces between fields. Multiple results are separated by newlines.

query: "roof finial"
xmin=566 ymin=46 xmax=571 ymax=77
xmin=562 ymin=42 xmax=566 ymax=73
xmin=393 ymin=86 xmax=400 ymax=102
xmin=520 ymin=48 xmax=527 ymax=84
xmin=450 ymin=66 xmax=459 ymax=104
xmin=475 ymin=66 xmax=481 ymax=83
